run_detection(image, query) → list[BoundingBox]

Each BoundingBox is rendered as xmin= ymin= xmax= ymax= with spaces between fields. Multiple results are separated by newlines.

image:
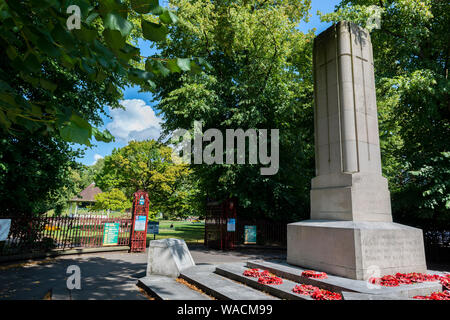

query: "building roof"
xmin=70 ymin=183 xmax=103 ymax=202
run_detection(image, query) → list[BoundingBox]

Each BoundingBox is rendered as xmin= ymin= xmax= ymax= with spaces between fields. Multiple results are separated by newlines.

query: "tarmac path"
xmin=0 ymin=245 xmax=286 ymax=300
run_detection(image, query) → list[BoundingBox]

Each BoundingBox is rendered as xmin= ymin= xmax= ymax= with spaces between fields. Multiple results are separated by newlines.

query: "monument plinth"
xmin=287 ymin=22 xmax=427 ymax=280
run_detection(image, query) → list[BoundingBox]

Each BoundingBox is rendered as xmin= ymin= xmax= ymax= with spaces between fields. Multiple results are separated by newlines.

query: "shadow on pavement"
xmin=0 ymin=254 xmax=148 ymax=300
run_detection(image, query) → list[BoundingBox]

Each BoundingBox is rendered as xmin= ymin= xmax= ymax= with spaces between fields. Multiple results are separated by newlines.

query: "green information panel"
xmin=244 ymin=225 xmax=257 ymax=244
xmin=103 ymin=223 xmax=120 ymax=246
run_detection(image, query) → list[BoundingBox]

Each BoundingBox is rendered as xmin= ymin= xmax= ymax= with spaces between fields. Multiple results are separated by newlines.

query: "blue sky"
xmin=76 ymin=0 xmax=340 ymax=166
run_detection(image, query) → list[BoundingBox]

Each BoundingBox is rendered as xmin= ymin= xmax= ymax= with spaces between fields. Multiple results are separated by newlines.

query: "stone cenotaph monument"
xmin=287 ymin=22 xmax=428 ymax=280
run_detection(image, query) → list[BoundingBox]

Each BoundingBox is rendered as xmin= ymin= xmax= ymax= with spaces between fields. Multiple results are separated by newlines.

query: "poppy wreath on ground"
xmin=242 ymin=269 xmax=283 ymax=285
xmin=413 ymin=291 xmax=450 ymax=301
xmin=395 ymin=272 xmax=441 ymax=284
xmin=369 ymin=272 xmax=449 ymax=288
xmin=369 ymin=275 xmax=400 ymax=287
xmin=243 ymin=268 xmax=262 ymax=278
xmin=293 ymin=284 xmax=342 ymax=300
xmin=301 ymin=270 xmax=328 ymax=279
xmin=258 ymin=270 xmax=283 ymax=285
xmin=440 ymin=275 xmax=450 ymax=290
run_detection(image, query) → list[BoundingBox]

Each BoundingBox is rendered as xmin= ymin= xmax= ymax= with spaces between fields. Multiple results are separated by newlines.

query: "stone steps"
xmin=137 ymin=260 xmax=444 ymax=300
xmin=215 ymin=262 xmax=313 ymax=300
xmin=342 ymin=292 xmax=410 ymax=300
xmin=246 ymin=260 xmax=443 ymax=298
xmin=180 ymin=264 xmax=279 ymax=300
xmin=137 ymin=275 xmax=212 ymax=300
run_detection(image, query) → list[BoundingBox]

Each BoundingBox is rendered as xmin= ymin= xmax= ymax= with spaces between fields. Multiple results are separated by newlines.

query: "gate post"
xmin=129 ymin=190 xmax=149 ymax=252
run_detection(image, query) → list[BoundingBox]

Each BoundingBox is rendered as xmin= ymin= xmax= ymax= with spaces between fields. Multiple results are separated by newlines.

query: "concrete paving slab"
xmin=215 ymin=262 xmax=313 ymax=300
xmin=247 ymin=260 xmax=442 ymax=298
xmin=138 ymin=275 xmax=212 ymax=300
xmin=180 ymin=264 xmax=279 ymax=300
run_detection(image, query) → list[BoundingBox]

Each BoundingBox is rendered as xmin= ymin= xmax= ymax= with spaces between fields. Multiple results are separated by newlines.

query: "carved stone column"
xmin=287 ymin=22 xmax=427 ymax=280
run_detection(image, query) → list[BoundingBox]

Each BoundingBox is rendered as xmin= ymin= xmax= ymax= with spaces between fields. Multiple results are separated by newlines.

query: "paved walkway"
xmin=0 ymin=245 xmax=286 ymax=300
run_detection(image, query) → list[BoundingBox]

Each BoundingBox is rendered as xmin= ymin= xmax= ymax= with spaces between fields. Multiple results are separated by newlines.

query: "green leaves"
xmin=92 ymin=127 xmax=115 ymax=143
xmin=142 ymin=20 xmax=168 ymax=42
xmin=95 ymin=140 xmax=193 ymax=217
xmin=93 ymin=188 xmax=131 ymax=211
xmin=159 ymin=9 xmax=178 ymax=24
xmin=103 ymin=29 xmax=126 ymax=49
xmin=23 ymin=53 xmax=41 ymax=73
xmin=176 ymin=58 xmax=191 ymax=71
xmin=131 ymin=0 xmax=159 ymax=14
xmin=0 ymin=0 xmax=192 ymax=148
xmin=104 ymin=13 xmax=133 ymax=37
xmin=166 ymin=58 xmax=192 ymax=73
xmin=59 ymin=114 xmax=92 ymax=146
xmin=145 ymin=59 xmax=170 ymax=77
xmin=144 ymin=56 xmax=213 ymax=77
xmin=39 ymin=79 xmax=57 ymax=92
xmin=59 ymin=114 xmax=115 ymax=145
xmin=128 ymin=67 xmax=155 ymax=84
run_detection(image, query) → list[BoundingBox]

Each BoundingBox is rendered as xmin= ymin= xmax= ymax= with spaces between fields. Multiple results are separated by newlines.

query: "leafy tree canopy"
xmin=0 ymin=0 xmax=210 ymax=145
xmin=0 ymin=132 xmax=78 ymax=217
xmin=153 ymin=0 xmax=315 ymax=221
xmin=95 ymin=140 xmax=197 ymax=217
xmin=92 ymin=188 xmax=131 ymax=212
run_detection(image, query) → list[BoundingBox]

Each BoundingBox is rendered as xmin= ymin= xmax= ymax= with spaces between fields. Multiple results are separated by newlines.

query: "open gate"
xmin=204 ymin=198 xmax=237 ymax=250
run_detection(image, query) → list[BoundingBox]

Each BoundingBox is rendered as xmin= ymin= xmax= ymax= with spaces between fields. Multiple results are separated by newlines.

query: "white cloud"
xmin=107 ymin=99 xmax=162 ymax=143
xmin=92 ymin=154 xmax=103 ymax=165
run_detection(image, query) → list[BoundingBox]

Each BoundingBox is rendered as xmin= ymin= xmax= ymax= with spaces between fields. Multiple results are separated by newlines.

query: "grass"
xmin=147 ymin=220 xmax=205 ymax=244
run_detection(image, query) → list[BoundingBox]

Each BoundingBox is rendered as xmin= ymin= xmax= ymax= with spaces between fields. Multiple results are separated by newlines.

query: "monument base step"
xmin=287 ymin=220 xmax=428 ymax=280
xmin=246 ymin=259 xmax=443 ymax=298
xmin=137 ymin=261 xmax=445 ymax=300
xmin=180 ymin=264 xmax=279 ymax=300
xmin=137 ymin=275 xmax=212 ymax=300
xmin=341 ymin=292 xmax=411 ymax=300
xmin=215 ymin=262 xmax=313 ymax=300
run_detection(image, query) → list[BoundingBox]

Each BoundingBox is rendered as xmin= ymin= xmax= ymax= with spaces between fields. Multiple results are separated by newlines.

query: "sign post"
xmin=130 ymin=190 xmax=149 ymax=252
xmin=147 ymin=221 xmax=159 ymax=240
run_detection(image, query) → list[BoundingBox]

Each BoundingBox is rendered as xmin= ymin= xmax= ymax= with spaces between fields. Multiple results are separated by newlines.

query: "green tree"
xmin=0 ymin=0 xmax=194 ymax=144
xmin=0 ymin=133 xmax=78 ymax=217
xmin=0 ymin=0 xmax=205 ymax=218
xmin=92 ymin=188 xmax=131 ymax=213
xmin=320 ymin=0 xmax=450 ymax=227
xmin=95 ymin=140 xmax=196 ymax=217
xmin=152 ymin=0 xmax=315 ymax=221
xmin=74 ymin=157 xmax=106 ymax=192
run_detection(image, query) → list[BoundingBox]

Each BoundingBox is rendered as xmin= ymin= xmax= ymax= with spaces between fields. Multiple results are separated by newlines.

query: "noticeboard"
xmin=244 ymin=225 xmax=257 ymax=244
xmin=227 ymin=218 xmax=236 ymax=232
xmin=134 ymin=215 xmax=147 ymax=231
xmin=147 ymin=221 xmax=159 ymax=234
xmin=0 ymin=219 xmax=11 ymax=241
xmin=103 ymin=222 xmax=120 ymax=246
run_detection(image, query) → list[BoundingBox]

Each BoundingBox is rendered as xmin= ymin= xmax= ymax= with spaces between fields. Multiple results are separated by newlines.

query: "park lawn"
xmin=147 ymin=220 xmax=205 ymax=244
